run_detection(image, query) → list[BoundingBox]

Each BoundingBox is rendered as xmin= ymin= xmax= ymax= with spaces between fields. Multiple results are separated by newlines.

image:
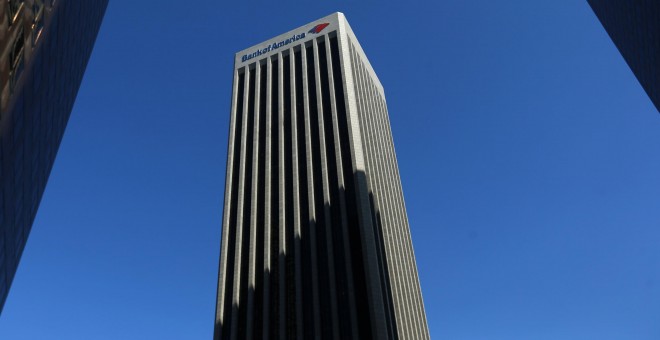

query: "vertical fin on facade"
xmin=276 ymin=54 xmax=287 ymax=340
xmin=261 ymin=55 xmax=274 ymax=340
xmin=233 ymin=65 xmax=256 ymax=340
xmin=316 ymin=35 xmax=341 ymax=339
xmin=268 ymin=54 xmax=280 ymax=339
xmin=327 ymin=33 xmax=360 ymax=340
xmin=216 ymin=68 xmax=245 ymax=340
xmin=302 ymin=41 xmax=322 ymax=338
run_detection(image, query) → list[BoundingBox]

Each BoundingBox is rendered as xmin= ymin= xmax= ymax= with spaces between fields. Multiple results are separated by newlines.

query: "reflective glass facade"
xmin=0 ymin=0 xmax=108 ymax=312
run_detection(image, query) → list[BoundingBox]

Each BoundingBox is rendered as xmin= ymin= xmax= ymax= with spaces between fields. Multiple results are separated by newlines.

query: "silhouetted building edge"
xmin=0 ymin=0 xmax=109 ymax=313
xmin=587 ymin=0 xmax=660 ymax=112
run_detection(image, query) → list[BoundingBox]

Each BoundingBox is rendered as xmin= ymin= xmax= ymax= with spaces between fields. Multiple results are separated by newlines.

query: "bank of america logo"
xmin=308 ymin=23 xmax=329 ymax=34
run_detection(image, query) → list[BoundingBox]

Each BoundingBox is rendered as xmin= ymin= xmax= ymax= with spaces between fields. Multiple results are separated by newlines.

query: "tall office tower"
xmin=587 ymin=0 xmax=660 ymax=112
xmin=0 ymin=0 xmax=108 ymax=312
xmin=215 ymin=12 xmax=429 ymax=340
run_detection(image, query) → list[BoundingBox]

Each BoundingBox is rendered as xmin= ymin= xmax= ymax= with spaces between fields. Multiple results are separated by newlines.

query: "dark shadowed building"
xmin=0 ymin=0 xmax=108 ymax=313
xmin=214 ymin=12 xmax=429 ymax=340
xmin=587 ymin=0 xmax=660 ymax=112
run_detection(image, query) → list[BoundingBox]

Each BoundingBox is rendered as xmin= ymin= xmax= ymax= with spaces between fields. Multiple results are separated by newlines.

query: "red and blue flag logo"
xmin=308 ymin=23 xmax=330 ymax=34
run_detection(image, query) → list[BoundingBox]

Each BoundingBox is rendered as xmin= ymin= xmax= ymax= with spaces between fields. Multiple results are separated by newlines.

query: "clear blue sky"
xmin=1 ymin=1 xmax=659 ymax=339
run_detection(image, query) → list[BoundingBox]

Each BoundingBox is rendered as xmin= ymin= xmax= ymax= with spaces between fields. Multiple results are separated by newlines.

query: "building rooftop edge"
xmin=233 ymin=12 xmax=384 ymax=96
xmin=234 ymin=12 xmax=342 ymax=57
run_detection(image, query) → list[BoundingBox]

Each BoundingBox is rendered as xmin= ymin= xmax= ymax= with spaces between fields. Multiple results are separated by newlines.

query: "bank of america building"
xmin=215 ymin=13 xmax=429 ymax=339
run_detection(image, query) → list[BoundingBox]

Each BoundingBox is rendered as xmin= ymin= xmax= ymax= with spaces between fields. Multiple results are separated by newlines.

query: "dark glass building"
xmin=0 ymin=0 xmax=108 ymax=313
xmin=587 ymin=0 xmax=660 ymax=112
xmin=214 ymin=13 xmax=429 ymax=339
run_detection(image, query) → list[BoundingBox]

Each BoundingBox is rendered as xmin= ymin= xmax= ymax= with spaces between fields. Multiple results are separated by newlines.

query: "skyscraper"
xmin=214 ymin=12 xmax=429 ymax=339
xmin=587 ymin=0 xmax=660 ymax=112
xmin=0 ymin=0 xmax=108 ymax=312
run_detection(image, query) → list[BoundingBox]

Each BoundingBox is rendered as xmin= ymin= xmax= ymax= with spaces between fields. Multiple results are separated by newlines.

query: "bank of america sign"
xmin=241 ymin=23 xmax=330 ymax=63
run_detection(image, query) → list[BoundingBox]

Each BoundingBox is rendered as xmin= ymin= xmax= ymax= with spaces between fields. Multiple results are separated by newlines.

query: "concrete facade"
xmin=0 ymin=0 xmax=108 ymax=313
xmin=587 ymin=0 xmax=660 ymax=112
xmin=215 ymin=12 xmax=429 ymax=339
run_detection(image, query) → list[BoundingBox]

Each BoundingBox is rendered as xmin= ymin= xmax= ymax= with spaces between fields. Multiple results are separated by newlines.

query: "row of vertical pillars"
xmin=216 ymin=32 xmax=374 ymax=340
xmin=348 ymin=42 xmax=430 ymax=340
